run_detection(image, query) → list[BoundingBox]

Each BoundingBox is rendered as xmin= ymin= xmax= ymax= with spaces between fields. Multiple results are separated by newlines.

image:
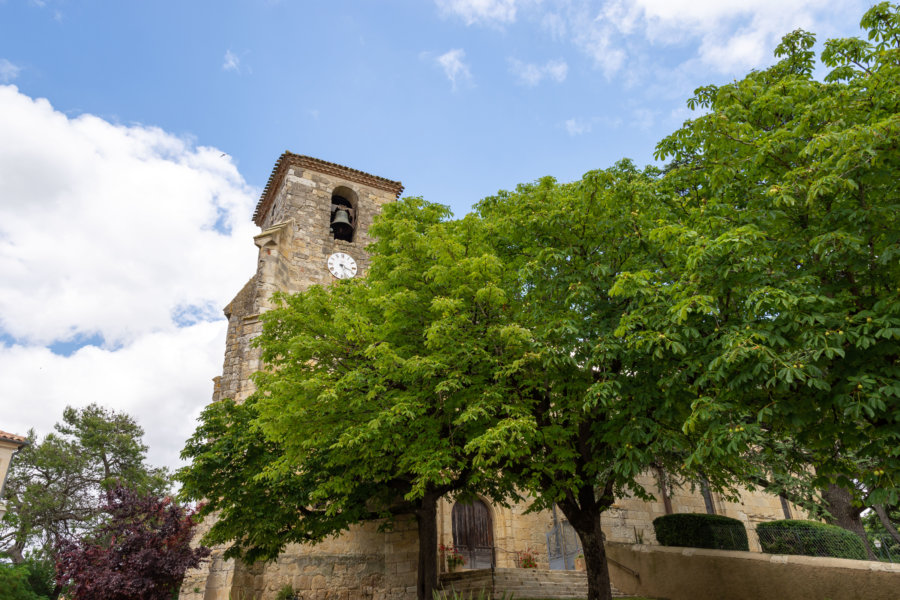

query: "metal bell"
xmin=331 ymin=208 xmax=354 ymax=240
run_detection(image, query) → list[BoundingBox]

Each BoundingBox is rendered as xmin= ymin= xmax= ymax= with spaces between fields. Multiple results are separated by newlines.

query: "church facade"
xmin=180 ymin=154 xmax=799 ymax=600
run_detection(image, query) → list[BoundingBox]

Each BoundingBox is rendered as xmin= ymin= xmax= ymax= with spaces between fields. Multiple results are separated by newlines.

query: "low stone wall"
xmin=439 ymin=568 xmax=600 ymax=599
xmin=231 ymin=553 xmax=386 ymax=600
xmin=606 ymin=542 xmax=900 ymax=600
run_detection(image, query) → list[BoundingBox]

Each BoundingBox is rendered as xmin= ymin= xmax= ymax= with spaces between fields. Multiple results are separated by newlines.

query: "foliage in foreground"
xmin=614 ymin=1 xmax=900 ymax=545
xmin=55 ymin=487 xmax=209 ymax=600
xmin=181 ymin=198 xmax=523 ymax=600
xmin=652 ymin=514 xmax=749 ymax=552
xmin=0 ymin=561 xmax=46 ymax=600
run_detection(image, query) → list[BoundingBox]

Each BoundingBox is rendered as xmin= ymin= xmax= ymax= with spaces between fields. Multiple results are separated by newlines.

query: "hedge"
xmin=755 ymin=519 xmax=868 ymax=560
xmin=653 ymin=513 xmax=749 ymax=551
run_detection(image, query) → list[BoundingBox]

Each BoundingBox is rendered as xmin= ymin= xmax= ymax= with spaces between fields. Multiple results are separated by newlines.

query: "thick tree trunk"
xmin=579 ymin=518 xmax=613 ymax=600
xmin=558 ymin=499 xmax=613 ymax=600
xmin=873 ymin=504 xmax=900 ymax=546
xmin=415 ymin=494 xmax=439 ymax=600
xmin=821 ymin=483 xmax=876 ymax=560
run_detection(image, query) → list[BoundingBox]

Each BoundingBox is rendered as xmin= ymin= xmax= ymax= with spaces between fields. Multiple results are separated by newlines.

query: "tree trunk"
xmin=3 ymin=541 xmax=25 ymax=564
xmin=821 ymin=483 xmax=876 ymax=560
xmin=415 ymin=493 xmax=439 ymax=600
xmin=558 ymin=499 xmax=613 ymax=600
xmin=873 ymin=504 xmax=900 ymax=546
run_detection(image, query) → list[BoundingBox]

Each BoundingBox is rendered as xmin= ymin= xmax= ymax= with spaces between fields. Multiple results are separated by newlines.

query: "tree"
xmin=470 ymin=163 xmax=737 ymax=600
xmin=55 ymin=487 xmax=209 ymax=600
xmin=180 ymin=198 xmax=523 ymax=600
xmin=1 ymin=405 xmax=169 ymax=597
xmin=614 ymin=2 xmax=900 ymax=550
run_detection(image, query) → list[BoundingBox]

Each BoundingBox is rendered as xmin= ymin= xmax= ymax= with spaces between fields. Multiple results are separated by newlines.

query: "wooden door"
xmin=451 ymin=500 xmax=494 ymax=569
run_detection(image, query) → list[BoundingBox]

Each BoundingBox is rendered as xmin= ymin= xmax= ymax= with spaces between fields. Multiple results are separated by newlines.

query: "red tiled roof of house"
xmin=253 ymin=152 xmax=404 ymax=227
xmin=0 ymin=430 xmax=28 ymax=445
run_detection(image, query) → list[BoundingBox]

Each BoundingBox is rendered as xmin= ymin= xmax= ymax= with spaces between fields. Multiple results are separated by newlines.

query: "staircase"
xmin=439 ymin=568 xmax=626 ymax=599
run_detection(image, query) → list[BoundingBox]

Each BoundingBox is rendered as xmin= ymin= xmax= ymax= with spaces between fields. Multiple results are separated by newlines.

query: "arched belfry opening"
xmin=330 ymin=187 xmax=358 ymax=243
xmin=451 ymin=499 xmax=494 ymax=569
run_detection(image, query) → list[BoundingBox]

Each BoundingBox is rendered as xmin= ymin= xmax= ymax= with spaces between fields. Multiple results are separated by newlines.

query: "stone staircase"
xmin=438 ymin=568 xmax=627 ymax=599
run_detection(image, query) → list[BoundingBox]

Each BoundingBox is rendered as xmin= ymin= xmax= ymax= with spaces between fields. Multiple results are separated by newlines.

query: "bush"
xmin=756 ymin=519 xmax=867 ymax=560
xmin=653 ymin=513 xmax=749 ymax=551
xmin=0 ymin=562 xmax=45 ymax=600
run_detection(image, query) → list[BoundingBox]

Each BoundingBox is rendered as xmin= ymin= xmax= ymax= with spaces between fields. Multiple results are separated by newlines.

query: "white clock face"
xmin=327 ymin=252 xmax=358 ymax=279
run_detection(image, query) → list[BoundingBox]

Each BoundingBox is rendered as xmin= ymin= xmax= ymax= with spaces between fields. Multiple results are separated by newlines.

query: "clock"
xmin=327 ymin=252 xmax=358 ymax=279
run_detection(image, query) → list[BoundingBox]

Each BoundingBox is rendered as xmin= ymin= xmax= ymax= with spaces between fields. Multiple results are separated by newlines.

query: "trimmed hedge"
xmin=653 ymin=513 xmax=750 ymax=551
xmin=755 ymin=519 xmax=868 ymax=560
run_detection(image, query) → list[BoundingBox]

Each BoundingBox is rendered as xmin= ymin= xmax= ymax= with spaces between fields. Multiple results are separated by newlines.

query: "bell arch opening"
xmin=330 ymin=186 xmax=358 ymax=243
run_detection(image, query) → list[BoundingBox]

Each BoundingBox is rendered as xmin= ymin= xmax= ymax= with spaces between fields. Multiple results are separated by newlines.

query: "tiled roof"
xmin=0 ymin=430 xmax=28 ymax=445
xmin=253 ymin=152 xmax=404 ymax=227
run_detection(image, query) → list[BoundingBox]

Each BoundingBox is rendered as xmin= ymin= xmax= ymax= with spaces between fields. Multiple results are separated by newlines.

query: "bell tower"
xmin=252 ymin=152 xmax=403 ymax=299
xmin=213 ymin=153 xmax=403 ymax=404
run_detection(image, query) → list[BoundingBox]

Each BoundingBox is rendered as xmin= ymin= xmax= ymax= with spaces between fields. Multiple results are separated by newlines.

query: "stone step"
xmin=439 ymin=567 xmax=625 ymax=599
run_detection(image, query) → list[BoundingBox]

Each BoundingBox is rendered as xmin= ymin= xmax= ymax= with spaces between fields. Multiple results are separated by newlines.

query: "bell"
xmin=331 ymin=208 xmax=354 ymax=240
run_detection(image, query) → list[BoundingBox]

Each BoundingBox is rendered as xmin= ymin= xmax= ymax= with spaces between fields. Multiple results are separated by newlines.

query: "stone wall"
xmin=228 ymin=517 xmax=418 ymax=600
xmin=606 ymin=542 xmax=900 ymax=600
xmin=434 ymin=477 xmax=804 ymax=576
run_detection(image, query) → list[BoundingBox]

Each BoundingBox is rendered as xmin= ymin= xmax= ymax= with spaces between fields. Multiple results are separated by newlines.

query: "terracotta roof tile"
xmin=253 ymin=152 xmax=404 ymax=227
xmin=0 ymin=430 xmax=28 ymax=445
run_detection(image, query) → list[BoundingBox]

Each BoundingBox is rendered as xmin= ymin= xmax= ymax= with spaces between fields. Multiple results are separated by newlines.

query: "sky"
xmin=0 ymin=0 xmax=876 ymax=474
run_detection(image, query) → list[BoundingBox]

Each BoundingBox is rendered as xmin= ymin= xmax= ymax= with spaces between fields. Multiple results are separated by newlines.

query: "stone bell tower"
xmin=181 ymin=154 xmax=406 ymax=600
xmin=212 ymin=152 xmax=404 ymax=404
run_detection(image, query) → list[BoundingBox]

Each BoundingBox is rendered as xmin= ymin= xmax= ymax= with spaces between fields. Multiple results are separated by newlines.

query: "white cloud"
xmin=632 ymin=107 xmax=658 ymax=130
xmin=0 ymin=323 xmax=225 ymax=471
xmin=436 ymin=0 xmax=519 ymax=26
xmin=509 ymin=58 xmax=568 ymax=86
xmin=595 ymin=0 xmax=867 ymax=74
xmin=222 ymin=50 xmax=241 ymax=72
xmin=0 ymin=85 xmax=258 ymax=347
xmin=0 ymin=85 xmax=259 ymax=471
xmin=0 ymin=59 xmax=21 ymax=83
xmin=540 ymin=12 xmax=567 ymax=39
xmin=565 ymin=118 xmax=591 ymax=136
xmin=438 ymin=0 xmax=869 ymax=78
xmin=436 ymin=49 xmax=473 ymax=90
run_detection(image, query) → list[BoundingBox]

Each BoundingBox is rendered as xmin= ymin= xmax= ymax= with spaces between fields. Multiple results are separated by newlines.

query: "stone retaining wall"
xmin=607 ymin=542 xmax=900 ymax=600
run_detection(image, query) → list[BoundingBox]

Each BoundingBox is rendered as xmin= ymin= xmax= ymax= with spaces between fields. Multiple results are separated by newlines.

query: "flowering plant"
xmin=516 ymin=548 xmax=538 ymax=569
xmin=439 ymin=543 xmax=465 ymax=569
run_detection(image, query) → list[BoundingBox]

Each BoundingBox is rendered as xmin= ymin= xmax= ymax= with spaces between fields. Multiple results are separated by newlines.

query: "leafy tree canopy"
xmin=613 ymin=1 xmax=900 ymax=520
xmin=1 ymin=404 xmax=169 ymax=567
xmin=179 ymin=4 xmax=900 ymax=600
xmin=180 ymin=198 xmax=526 ymax=600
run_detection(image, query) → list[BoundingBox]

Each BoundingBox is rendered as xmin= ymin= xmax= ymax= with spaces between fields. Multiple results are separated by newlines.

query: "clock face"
xmin=327 ymin=252 xmax=358 ymax=279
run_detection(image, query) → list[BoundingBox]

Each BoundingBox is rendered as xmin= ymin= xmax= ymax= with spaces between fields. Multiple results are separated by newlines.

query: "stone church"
xmin=180 ymin=153 xmax=799 ymax=600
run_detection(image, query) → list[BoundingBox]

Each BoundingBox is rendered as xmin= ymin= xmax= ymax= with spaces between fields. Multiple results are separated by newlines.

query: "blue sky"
xmin=0 ymin=0 xmax=875 ymax=470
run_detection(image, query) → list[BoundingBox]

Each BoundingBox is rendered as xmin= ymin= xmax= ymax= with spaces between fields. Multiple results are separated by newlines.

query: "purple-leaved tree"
xmin=55 ymin=487 xmax=210 ymax=600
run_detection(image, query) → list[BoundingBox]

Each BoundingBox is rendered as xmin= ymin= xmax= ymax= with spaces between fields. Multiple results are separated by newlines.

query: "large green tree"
xmin=613 ymin=2 xmax=900 ymax=549
xmin=180 ymin=166 xmax=736 ymax=600
xmin=470 ymin=162 xmax=739 ymax=600
xmin=1 ymin=405 xmax=169 ymax=577
xmin=180 ymin=198 xmax=523 ymax=600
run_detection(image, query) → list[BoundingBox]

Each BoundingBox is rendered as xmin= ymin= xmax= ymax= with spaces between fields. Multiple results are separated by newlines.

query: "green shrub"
xmin=756 ymin=519 xmax=868 ymax=560
xmin=0 ymin=562 xmax=45 ymax=600
xmin=653 ymin=513 xmax=749 ymax=551
xmin=274 ymin=585 xmax=297 ymax=600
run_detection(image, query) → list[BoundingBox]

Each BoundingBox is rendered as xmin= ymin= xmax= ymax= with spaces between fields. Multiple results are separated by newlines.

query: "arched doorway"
xmin=451 ymin=499 xmax=494 ymax=569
